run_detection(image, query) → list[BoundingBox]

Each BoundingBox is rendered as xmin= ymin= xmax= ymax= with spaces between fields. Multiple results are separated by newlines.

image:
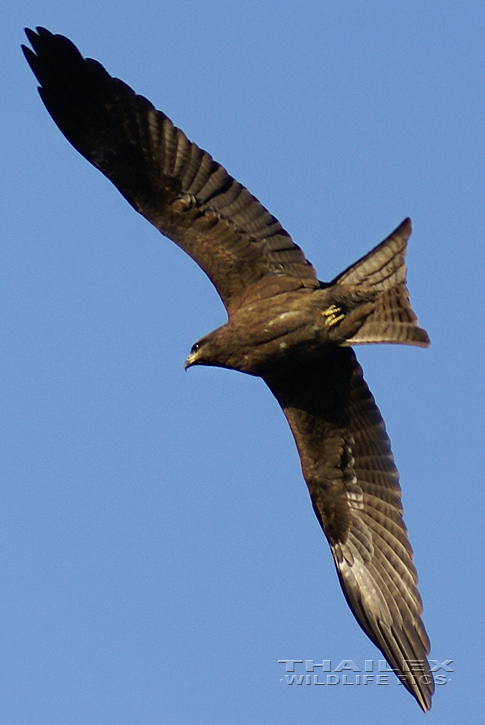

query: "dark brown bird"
xmin=23 ymin=27 xmax=434 ymax=711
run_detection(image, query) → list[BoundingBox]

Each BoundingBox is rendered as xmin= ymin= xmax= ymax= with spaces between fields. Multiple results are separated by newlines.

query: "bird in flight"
xmin=23 ymin=27 xmax=433 ymax=711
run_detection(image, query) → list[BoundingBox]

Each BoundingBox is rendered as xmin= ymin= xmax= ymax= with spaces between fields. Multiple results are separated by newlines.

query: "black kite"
xmin=23 ymin=27 xmax=433 ymax=711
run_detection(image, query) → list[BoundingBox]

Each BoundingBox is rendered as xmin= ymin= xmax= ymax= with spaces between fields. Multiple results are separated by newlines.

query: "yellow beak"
xmin=183 ymin=351 xmax=199 ymax=371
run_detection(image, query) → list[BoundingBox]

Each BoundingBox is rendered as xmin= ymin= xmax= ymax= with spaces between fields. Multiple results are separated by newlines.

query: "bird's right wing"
xmin=263 ymin=347 xmax=434 ymax=712
xmin=23 ymin=27 xmax=318 ymax=312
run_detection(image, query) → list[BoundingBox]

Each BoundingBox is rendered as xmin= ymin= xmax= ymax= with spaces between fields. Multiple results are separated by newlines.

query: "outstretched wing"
xmin=22 ymin=27 xmax=318 ymax=312
xmin=263 ymin=347 xmax=434 ymax=712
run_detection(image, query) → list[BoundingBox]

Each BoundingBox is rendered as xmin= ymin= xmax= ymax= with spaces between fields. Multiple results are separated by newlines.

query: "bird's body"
xmin=185 ymin=285 xmax=373 ymax=374
xmin=23 ymin=27 xmax=434 ymax=711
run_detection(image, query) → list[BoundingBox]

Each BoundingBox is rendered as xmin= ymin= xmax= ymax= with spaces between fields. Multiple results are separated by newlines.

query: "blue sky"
xmin=2 ymin=1 xmax=483 ymax=723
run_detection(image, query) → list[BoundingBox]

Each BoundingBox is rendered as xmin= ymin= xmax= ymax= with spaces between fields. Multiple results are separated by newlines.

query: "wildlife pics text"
xmin=278 ymin=658 xmax=453 ymax=688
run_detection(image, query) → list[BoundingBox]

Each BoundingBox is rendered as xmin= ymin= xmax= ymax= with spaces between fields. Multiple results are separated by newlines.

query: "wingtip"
xmin=23 ymin=27 xmax=36 ymax=42
xmin=416 ymin=684 xmax=433 ymax=713
xmin=392 ymin=216 xmax=412 ymax=244
xmin=23 ymin=26 xmax=50 ymax=47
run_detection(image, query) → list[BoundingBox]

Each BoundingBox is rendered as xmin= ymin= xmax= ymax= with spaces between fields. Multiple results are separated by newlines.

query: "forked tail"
xmin=332 ymin=218 xmax=430 ymax=347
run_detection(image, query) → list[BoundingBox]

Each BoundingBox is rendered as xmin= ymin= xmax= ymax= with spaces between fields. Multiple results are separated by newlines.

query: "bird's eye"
xmin=191 ymin=342 xmax=201 ymax=354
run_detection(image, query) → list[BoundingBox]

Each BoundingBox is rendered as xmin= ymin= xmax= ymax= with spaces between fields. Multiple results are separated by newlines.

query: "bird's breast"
xmin=223 ymin=290 xmax=339 ymax=374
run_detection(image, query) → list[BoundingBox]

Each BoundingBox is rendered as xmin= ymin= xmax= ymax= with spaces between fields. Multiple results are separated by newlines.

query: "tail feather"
xmin=333 ymin=219 xmax=430 ymax=347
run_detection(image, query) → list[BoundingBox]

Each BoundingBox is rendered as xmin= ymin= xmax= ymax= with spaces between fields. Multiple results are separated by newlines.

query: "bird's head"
xmin=184 ymin=340 xmax=206 ymax=370
xmin=183 ymin=325 xmax=244 ymax=372
xmin=184 ymin=332 xmax=222 ymax=371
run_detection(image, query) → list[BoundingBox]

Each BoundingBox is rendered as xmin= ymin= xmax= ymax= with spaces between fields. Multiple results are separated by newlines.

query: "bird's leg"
xmin=321 ymin=304 xmax=346 ymax=328
xmin=328 ymin=302 xmax=376 ymax=342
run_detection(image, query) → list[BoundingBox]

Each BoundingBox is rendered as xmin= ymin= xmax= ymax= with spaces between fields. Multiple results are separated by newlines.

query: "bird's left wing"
xmin=263 ymin=347 xmax=434 ymax=712
xmin=22 ymin=28 xmax=318 ymax=312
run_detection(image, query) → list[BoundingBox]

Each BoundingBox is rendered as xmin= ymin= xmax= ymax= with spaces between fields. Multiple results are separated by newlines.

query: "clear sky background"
xmin=2 ymin=2 xmax=483 ymax=723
